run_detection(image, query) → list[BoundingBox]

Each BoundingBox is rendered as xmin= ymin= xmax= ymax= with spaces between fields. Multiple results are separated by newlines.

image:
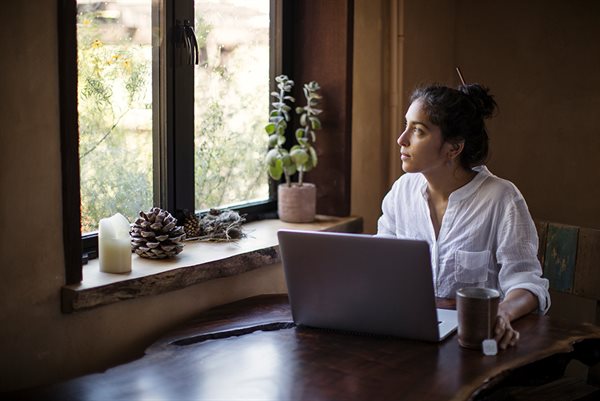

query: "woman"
xmin=377 ymin=83 xmax=550 ymax=350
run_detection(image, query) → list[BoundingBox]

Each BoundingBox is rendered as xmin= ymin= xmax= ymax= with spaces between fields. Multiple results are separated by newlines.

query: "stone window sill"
xmin=61 ymin=215 xmax=363 ymax=313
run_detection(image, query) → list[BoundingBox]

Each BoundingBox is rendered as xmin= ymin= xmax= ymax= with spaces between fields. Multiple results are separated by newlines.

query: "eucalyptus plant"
xmin=293 ymin=81 xmax=322 ymax=185
xmin=265 ymin=75 xmax=322 ymax=186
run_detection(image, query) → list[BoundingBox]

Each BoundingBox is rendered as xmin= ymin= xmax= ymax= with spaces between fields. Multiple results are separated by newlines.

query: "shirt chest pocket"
xmin=455 ymin=250 xmax=491 ymax=283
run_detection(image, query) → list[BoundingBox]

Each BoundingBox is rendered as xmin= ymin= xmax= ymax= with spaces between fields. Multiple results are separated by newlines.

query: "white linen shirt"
xmin=377 ymin=166 xmax=550 ymax=313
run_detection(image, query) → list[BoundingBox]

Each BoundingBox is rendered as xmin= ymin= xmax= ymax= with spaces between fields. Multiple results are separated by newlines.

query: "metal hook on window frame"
xmin=175 ymin=19 xmax=199 ymax=66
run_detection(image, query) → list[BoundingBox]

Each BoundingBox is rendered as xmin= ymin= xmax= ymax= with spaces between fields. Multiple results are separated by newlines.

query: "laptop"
xmin=277 ymin=229 xmax=457 ymax=342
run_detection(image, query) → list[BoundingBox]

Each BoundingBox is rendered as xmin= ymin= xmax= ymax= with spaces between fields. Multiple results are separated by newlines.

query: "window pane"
xmin=77 ymin=0 xmax=153 ymax=233
xmin=194 ymin=0 xmax=270 ymax=211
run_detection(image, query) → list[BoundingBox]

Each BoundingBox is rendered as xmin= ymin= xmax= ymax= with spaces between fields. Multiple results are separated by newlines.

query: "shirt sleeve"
xmin=376 ymin=181 xmax=399 ymax=237
xmin=496 ymin=196 xmax=551 ymax=314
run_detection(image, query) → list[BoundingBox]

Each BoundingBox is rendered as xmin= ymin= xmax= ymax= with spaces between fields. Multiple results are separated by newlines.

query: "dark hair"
xmin=410 ymin=83 xmax=497 ymax=169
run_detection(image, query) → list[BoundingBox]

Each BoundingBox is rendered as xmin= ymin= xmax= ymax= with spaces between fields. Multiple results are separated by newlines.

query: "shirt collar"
xmin=449 ymin=165 xmax=490 ymax=202
xmin=418 ymin=165 xmax=491 ymax=202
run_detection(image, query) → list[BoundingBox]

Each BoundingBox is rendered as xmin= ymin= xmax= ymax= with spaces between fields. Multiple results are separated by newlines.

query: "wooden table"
xmin=13 ymin=295 xmax=600 ymax=401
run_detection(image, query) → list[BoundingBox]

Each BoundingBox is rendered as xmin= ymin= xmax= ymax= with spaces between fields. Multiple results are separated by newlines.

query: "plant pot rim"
xmin=278 ymin=182 xmax=316 ymax=188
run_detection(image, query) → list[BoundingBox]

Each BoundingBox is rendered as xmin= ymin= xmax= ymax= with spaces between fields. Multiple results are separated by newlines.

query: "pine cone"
xmin=183 ymin=210 xmax=201 ymax=238
xmin=130 ymin=207 xmax=185 ymax=259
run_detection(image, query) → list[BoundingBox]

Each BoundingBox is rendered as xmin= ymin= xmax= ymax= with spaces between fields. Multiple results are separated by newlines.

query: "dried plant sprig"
xmin=184 ymin=208 xmax=246 ymax=242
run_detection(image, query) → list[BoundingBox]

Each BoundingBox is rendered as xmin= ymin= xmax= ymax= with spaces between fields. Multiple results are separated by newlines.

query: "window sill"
xmin=61 ymin=215 xmax=363 ymax=313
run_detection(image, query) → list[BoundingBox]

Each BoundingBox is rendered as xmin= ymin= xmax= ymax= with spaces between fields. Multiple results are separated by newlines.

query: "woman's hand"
xmin=493 ymin=289 xmax=538 ymax=350
xmin=494 ymin=313 xmax=520 ymax=349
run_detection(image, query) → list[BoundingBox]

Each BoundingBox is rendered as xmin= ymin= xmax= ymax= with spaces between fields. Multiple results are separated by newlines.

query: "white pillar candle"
xmin=99 ymin=213 xmax=132 ymax=274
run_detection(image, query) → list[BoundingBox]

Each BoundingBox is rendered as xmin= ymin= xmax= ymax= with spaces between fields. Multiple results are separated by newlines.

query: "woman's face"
xmin=397 ymin=99 xmax=454 ymax=174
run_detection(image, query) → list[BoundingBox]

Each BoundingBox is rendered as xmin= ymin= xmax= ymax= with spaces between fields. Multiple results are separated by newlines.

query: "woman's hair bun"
xmin=458 ymin=84 xmax=497 ymax=119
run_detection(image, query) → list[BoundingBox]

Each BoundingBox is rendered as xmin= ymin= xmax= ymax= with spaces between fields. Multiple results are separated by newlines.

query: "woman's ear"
xmin=448 ymin=141 xmax=465 ymax=160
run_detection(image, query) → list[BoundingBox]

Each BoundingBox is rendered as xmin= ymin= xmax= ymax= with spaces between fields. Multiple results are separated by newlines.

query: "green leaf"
xmin=268 ymin=161 xmax=283 ymax=180
xmin=300 ymin=113 xmax=307 ymax=127
xmin=284 ymin=96 xmax=295 ymax=101
xmin=311 ymin=130 xmax=316 ymax=142
xmin=277 ymin=134 xmax=286 ymax=146
xmin=277 ymin=124 xmax=286 ymax=136
xmin=295 ymin=128 xmax=305 ymax=141
xmin=281 ymin=153 xmax=292 ymax=167
xmin=265 ymin=148 xmax=280 ymax=166
xmin=270 ymin=115 xmax=284 ymax=124
xmin=284 ymin=164 xmax=297 ymax=176
xmin=268 ymin=134 xmax=279 ymax=147
xmin=265 ymin=123 xmax=276 ymax=134
xmin=290 ymin=148 xmax=309 ymax=165
xmin=309 ymin=146 xmax=318 ymax=168
xmin=303 ymin=157 xmax=314 ymax=172
xmin=295 ymin=106 xmax=304 ymax=114
xmin=309 ymin=117 xmax=321 ymax=130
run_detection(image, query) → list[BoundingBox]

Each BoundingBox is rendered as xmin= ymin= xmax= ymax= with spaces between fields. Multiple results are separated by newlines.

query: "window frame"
xmin=64 ymin=0 xmax=288 ymax=272
xmin=59 ymin=0 xmax=354 ymax=285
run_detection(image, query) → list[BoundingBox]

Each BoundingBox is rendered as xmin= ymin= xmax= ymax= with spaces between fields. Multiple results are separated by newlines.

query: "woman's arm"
xmin=494 ymin=288 xmax=538 ymax=349
xmin=499 ymin=288 xmax=538 ymax=321
xmin=497 ymin=196 xmax=551 ymax=314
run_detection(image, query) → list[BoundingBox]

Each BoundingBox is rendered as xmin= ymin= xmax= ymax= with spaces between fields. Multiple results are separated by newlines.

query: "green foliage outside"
xmin=193 ymin=14 xmax=269 ymax=210
xmin=78 ymin=8 xmax=270 ymax=233
xmin=77 ymin=14 xmax=152 ymax=234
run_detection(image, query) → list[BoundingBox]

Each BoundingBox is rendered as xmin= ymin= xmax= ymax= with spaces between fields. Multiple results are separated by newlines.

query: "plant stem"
xmin=79 ymin=110 xmax=128 ymax=160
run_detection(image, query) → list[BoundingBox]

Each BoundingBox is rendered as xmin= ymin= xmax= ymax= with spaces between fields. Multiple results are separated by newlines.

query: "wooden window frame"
xmin=58 ymin=0 xmax=354 ymax=285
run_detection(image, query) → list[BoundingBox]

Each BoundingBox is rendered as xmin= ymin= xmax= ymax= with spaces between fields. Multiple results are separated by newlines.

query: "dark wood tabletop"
xmin=12 ymin=294 xmax=600 ymax=401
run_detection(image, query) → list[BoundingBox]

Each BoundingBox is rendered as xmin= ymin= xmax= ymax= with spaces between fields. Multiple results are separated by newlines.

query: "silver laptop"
xmin=277 ymin=229 xmax=457 ymax=342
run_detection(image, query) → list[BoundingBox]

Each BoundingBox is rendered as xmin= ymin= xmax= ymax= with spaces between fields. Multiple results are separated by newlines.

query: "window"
xmin=66 ymin=0 xmax=286 ymax=267
xmin=76 ymin=0 xmax=278 ymax=237
xmin=59 ymin=0 xmax=353 ymax=285
xmin=76 ymin=0 xmax=154 ymax=234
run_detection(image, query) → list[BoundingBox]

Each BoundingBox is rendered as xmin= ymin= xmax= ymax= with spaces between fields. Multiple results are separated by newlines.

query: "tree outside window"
xmin=77 ymin=0 xmax=271 ymax=234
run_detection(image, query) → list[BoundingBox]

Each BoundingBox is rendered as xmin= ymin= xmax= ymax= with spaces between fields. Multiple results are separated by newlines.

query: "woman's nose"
xmin=397 ymin=129 xmax=409 ymax=147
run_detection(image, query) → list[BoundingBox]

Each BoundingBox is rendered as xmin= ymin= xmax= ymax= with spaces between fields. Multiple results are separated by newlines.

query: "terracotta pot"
xmin=278 ymin=183 xmax=316 ymax=223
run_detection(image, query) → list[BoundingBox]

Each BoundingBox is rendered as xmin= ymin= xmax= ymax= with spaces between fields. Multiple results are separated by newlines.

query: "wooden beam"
xmin=291 ymin=0 xmax=354 ymax=216
xmin=58 ymin=0 xmax=83 ymax=285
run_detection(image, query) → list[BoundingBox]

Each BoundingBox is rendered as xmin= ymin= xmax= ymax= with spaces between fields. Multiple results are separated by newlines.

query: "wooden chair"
xmin=535 ymin=220 xmax=600 ymax=387
xmin=535 ymin=221 xmax=600 ymax=324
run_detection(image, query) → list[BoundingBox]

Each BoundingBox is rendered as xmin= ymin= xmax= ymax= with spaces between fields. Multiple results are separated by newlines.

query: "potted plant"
xmin=265 ymin=75 xmax=322 ymax=223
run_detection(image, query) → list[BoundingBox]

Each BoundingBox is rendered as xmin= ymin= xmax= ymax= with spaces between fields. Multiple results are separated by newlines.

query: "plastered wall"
xmin=0 ymin=1 xmax=286 ymax=392
xmin=353 ymin=0 xmax=600 ymax=232
xmin=454 ymin=0 xmax=600 ymax=229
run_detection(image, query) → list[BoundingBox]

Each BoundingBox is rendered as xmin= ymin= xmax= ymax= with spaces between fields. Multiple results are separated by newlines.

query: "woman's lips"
xmin=401 ymin=153 xmax=410 ymax=160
